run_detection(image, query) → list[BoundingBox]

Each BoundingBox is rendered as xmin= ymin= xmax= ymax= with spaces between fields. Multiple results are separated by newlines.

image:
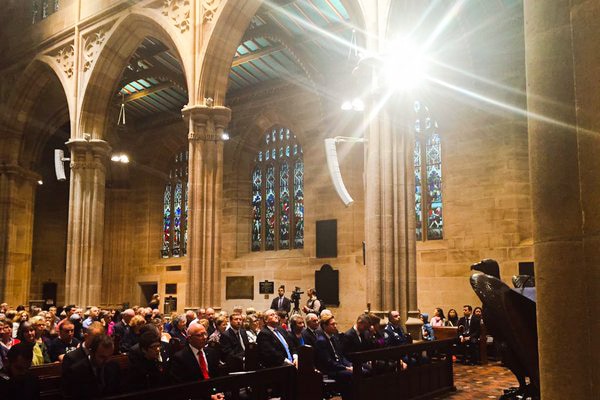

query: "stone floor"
xmin=330 ymin=361 xmax=519 ymax=400
xmin=432 ymin=361 xmax=519 ymax=399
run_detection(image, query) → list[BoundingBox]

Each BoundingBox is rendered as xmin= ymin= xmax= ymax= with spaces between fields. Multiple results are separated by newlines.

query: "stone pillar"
xmin=525 ymin=1 xmax=598 ymax=398
xmin=364 ymin=96 xmax=417 ymax=322
xmin=64 ymin=138 xmax=110 ymax=307
xmin=0 ymin=164 xmax=39 ymax=305
xmin=183 ymin=103 xmax=231 ymax=309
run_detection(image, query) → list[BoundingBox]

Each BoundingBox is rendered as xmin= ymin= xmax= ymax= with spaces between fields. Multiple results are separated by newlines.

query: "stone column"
xmin=64 ymin=138 xmax=110 ymax=307
xmin=525 ymin=1 xmax=598 ymax=398
xmin=0 ymin=164 xmax=39 ymax=305
xmin=364 ymin=95 xmax=418 ymax=321
xmin=183 ymin=103 xmax=231 ymax=309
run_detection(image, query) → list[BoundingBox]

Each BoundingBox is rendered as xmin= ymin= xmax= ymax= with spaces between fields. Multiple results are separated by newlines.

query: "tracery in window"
xmin=251 ymin=127 xmax=304 ymax=251
xmin=414 ymin=101 xmax=443 ymax=241
xmin=162 ymin=150 xmax=188 ymax=258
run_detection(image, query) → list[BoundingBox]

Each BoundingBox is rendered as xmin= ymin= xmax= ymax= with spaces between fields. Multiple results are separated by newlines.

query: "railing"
xmin=103 ymin=365 xmax=298 ymax=400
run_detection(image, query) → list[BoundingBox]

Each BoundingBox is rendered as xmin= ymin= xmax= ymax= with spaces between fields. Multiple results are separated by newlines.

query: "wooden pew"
xmin=297 ymin=345 xmax=323 ymax=400
xmin=433 ymin=326 xmax=457 ymax=340
xmin=102 ymin=365 xmax=297 ymax=400
xmin=347 ymin=338 xmax=458 ymax=400
xmin=31 ymin=354 xmax=130 ymax=400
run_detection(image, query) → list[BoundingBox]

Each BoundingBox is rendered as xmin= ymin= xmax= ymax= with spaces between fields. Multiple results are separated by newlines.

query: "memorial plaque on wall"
xmin=259 ymin=280 xmax=274 ymax=294
xmin=315 ymin=264 xmax=339 ymax=307
xmin=316 ymin=219 xmax=337 ymax=258
xmin=226 ymin=276 xmax=254 ymax=299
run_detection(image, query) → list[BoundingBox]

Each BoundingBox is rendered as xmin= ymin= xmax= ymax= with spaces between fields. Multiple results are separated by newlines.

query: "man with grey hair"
xmin=112 ymin=308 xmax=134 ymax=341
xmin=302 ymin=313 xmax=321 ymax=347
xmin=257 ymin=309 xmax=297 ymax=368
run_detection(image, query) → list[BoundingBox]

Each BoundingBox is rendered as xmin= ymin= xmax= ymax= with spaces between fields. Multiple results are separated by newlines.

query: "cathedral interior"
xmin=0 ymin=1 xmax=597 ymax=398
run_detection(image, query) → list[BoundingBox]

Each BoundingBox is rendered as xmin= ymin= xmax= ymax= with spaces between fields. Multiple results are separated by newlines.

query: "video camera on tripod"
xmin=290 ymin=286 xmax=304 ymax=313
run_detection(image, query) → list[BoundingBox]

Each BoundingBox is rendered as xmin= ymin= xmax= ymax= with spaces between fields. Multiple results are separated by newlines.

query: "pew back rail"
xmin=347 ymin=338 xmax=458 ymax=400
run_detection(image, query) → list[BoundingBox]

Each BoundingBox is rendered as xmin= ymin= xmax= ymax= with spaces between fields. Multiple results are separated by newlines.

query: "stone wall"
xmin=416 ymin=105 xmax=532 ymax=317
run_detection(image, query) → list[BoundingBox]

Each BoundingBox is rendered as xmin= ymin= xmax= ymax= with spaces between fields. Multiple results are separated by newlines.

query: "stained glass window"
xmin=251 ymin=167 xmax=262 ymax=251
xmin=31 ymin=0 xmax=59 ymax=24
xmin=251 ymin=127 xmax=304 ymax=251
xmin=413 ymin=100 xmax=443 ymax=241
xmin=161 ymin=149 xmax=189 ymax=258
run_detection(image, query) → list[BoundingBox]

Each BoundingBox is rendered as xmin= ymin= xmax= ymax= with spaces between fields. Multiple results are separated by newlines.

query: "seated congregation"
xmin=0 ymin=300 xmax=473 ymax=400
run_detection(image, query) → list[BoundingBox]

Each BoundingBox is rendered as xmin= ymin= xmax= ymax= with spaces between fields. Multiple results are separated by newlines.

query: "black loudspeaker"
xmin=316 ymin=219 xmax=337 ymax=258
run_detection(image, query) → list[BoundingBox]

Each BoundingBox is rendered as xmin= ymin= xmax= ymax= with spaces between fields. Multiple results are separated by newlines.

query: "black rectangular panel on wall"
xmin=519 ymin=261 xmax=534 ymax=276
xmin=316 ymin=219 xmax=337 ymax=258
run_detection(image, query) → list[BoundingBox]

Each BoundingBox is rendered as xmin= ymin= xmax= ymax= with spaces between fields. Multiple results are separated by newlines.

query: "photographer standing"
xmin=270 ymin=286 xmax=291 ymax=314
xmin=302 ymin=289 xmax=322 ymax=315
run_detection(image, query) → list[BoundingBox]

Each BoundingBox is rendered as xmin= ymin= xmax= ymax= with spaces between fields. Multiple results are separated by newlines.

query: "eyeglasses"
xmin=189 ymin=333 xmax=208 ymax=338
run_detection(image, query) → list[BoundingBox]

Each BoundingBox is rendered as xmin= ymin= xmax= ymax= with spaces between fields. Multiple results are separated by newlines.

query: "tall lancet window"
xmin=162 ymin=150 xmax=189 ymax=258
xmin=251 ymin=127 xmax=304 ymax=251
xmin=414 ymin=101 xmax=443 ymax=241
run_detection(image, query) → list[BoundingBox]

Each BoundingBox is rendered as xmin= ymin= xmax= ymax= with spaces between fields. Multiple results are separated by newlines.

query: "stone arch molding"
xmin=3 ymin=57 xmax=72 ymax=147
xmin=78 ymin=9 xmax=192 ymax=140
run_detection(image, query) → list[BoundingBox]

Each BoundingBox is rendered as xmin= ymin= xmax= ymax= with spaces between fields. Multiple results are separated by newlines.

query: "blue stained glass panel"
xmin=414 ymin=141 xmax=423 ymax=241
xmin=183 ymin=181 xmax=188 ymax=255
xmin=162 ymin=183 xmax=171 ymax=258
xmin=279 ymin=162 xmax=290 ymax=249
xmin=426 ymin=133 xmax=443 ymax=240
xmin=172 ymin=181 xmax=182 ymax=257
xmin=414 ymin=102 xmax=442 ymax=241
xmin=293 ymin=159 xmax=304 ymax=249
xmin=265 ymin=165 xmax=276 ymax=250
xmin=251 ymin=167 xmax=262 ymax=251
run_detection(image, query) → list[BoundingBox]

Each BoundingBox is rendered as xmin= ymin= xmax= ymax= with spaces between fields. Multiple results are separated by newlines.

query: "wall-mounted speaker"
xmin=54 ymin=149 xmax=67 ymax=181
xmin=324 ymin=138 xmax=353 ymax=206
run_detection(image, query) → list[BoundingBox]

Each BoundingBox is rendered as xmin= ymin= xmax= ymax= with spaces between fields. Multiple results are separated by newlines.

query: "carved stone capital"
xmin=0 ymin=164 xmax=41 ymax=184
xmin=182 ymin=104 xmax=231 ymax=141
xmin=66 ymin=138 xmax=112 ymax=171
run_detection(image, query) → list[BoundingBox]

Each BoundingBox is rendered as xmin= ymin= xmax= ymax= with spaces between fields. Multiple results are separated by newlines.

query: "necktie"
xmin=278 ymin=297 xmax=283 ymax=309
xmin=197 ymin=350 xmax=210 ymax=379
xmin=237 ymin=331 xmax=245 ymax=351
xmin=273 ymin=329 xmax=293 ymax=361
xmin=329 ymin=336 xmax=340 ymax=361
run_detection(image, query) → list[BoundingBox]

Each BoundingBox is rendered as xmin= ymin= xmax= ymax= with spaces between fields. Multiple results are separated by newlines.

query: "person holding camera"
xmin=270 ymin=286 xmax=291 ymax=314
xmin=302 ymin=288 xmax=322 ymax=314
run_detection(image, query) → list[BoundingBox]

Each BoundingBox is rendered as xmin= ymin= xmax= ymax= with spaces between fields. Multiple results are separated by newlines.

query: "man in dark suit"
xmin=169 ymin=322 xmax=220 ymax=383
xmin=219 ymin=312 xmax=250 ymax=371
xmin=61 ymin=334 xmax=121 ymax=399
xmin=112 ymin=309 xmax=134 ymax=341
xmin=314 ymin=315 xmax=353 ymax=400
xmin=341 ymin=314 xmax=371 ymax=356
xmin=62 ymin=321 xmax=105 ymax=372
xmin=270 ymin=285 xmax=291 ymax=314
xmin=457 ymin=305 xmax=481 ymax=364
xmin=301 ymin=313 xmax=322 ymax=347
xmin=257 ymin=309 xmax=297 ymax=368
